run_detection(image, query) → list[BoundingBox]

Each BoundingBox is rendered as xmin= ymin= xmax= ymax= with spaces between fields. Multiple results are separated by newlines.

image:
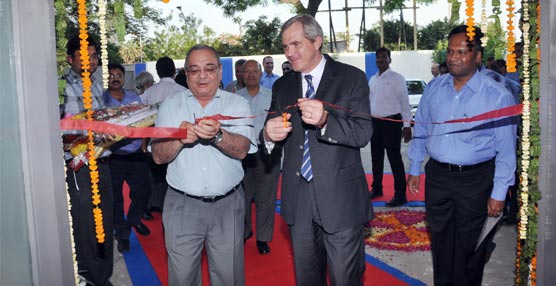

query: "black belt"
xmin=430 ymin=158 xmax=494 ymax=172
xmin=172 ymin=185 xmax=240 ymax=203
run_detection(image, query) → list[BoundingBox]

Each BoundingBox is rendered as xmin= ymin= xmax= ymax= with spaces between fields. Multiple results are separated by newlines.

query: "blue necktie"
xmin=301 ymin=75 xmax=316 ymax=182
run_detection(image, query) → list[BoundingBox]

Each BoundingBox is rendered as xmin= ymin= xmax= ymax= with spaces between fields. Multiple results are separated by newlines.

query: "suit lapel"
xmin=314 ymin=55 xmax=336 ymax=100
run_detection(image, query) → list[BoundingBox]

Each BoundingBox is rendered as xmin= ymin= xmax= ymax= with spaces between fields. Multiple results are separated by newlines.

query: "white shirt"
xmin=302 ymin=56 xmax=326 ymax=96
xmin=141 ymin=77 xmax=187 ymax=105
xmin=368 ymin=68 xmax=411 ymax=128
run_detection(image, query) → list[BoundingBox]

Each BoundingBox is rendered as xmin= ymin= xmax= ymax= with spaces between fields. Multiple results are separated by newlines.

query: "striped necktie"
xmin=301 ymin=74 xmax=316 ymax=182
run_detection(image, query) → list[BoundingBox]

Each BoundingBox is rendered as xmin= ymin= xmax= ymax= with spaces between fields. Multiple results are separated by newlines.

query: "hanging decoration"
xmin=98 ymin=0 xmax=109 ymax=88
xmin=465 ymin=0 xmax=476 ymax=41
xmin=506 ymin=0 xmax=517 ymax=72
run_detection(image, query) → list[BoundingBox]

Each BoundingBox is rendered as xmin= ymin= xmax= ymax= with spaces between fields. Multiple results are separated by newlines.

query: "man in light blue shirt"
xmin=407 ymin=25 xmax=517 ymax=285
xmin=237 ymin=59 xmax=280 ymax=255
xmin=103 ymin=63 xmax=152 ymax=254
xmin=260 ymin=55 xmax=280 ymax=89
xmin=152 ymin=45 xmax=256 ymax=286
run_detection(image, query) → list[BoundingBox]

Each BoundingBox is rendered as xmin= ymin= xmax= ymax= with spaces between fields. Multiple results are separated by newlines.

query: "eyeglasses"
xmin=282 ymin=67 xmax=292 ymax=73
xmin=186 ymin=64 xmax=219 ymax=76
xmin=108 ymin=73 xmax=123 ymax=79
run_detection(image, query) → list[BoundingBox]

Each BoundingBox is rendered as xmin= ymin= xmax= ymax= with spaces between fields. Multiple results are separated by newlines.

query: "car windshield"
xmin=406 ymin=80 xmax=425 ymax=95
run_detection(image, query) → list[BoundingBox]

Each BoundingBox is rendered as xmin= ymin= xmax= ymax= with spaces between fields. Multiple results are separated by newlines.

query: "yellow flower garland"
xmin=77 ymin=0 xmax=105 ymax=244
xmin=506 ymin=0 xmax=517 ymax=72
xmin=465 ymin=0 xmax=476 ymax=41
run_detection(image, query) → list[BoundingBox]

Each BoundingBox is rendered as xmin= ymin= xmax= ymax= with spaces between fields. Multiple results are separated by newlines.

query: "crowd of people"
xmin=60 ymin=13 xmax=520 ymax=286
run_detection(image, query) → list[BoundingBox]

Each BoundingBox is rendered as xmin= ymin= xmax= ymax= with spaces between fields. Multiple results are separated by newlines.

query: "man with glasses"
xmin=61 ymin=36 xmax=114 ymax=286
xmin=103 ymin=63 xmax=152 ymax=253
xmin=281 ymin=61 xmax=292 ymax=74
xmin=152 ymin=44 xmax=256 ymax=285
xmin=236 ymin=60 xmax=281 ymax=255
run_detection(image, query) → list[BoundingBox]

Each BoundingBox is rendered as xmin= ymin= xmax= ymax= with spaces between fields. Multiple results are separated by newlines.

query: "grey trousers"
xmin=163 ymin=186 xmax=245 ymax=286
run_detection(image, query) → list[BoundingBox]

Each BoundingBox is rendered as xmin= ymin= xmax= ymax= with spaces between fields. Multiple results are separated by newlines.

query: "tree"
xmin=363 ymin=20 xmax=414 ymax=51
xmin=379 ymin=0 xmax=435 ymax=50
xmin=203 ymin=0 xmax=322 ymax=17
xmin=241 ymin=16 xmax=283 ymax=55
xmin=418 ymin=18 xmax=454 ymax=50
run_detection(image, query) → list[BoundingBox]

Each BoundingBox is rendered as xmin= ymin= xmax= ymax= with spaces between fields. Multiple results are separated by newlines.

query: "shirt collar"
xmin=302 ymin=55 xmax=326 ymax=79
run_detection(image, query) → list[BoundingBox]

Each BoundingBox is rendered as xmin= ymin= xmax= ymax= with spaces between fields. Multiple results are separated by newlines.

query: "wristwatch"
xmin=212 ymin=129 xmax=224 ymax=144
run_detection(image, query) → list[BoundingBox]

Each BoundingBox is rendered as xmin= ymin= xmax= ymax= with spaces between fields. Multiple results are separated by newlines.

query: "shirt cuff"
xmin=263 ymin=137 xmax=275 ymax=154
xmin=490 ymin=185 xmax=509 ymax=201
xmin=409 ymin=162 xmax=422 ymax=176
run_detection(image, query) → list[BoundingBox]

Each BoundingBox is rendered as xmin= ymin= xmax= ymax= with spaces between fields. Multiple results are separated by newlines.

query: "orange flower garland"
xmin=506 ymin=0 xmax=517 ymax=72
xmin=465 ymin=0 xmax=475 ymax=41
xmin=77 ymin=0 xmax=105 ymax=244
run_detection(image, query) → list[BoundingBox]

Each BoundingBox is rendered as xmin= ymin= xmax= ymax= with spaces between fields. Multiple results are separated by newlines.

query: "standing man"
xmin=260 ymin=56 xmax=280 ymax=89
xmin=237 ymin=60 xmax=281 ymax=255
xmin=61 ymin=36 xmax=114 ymax=286
xmin=142 ymin=56 xmax=187 ymax=105
xmin=368 ymin=47 xmax=412 ymax=207
xmin=431 ymin=63 xmax=440 ymax=78
xmin=281 ymin=61 xmax=293 ymax=74
xmin=225 ymin=58 xmax=246 ymax=93
xmin=103 ymin=63 xmax=151 ymax=253
xmin=152 ymin=44 xmax=256 ymax=286
xmin=263 ymin=15 xmax=373 ymax=285
xmin=407 ymin=25 xmax=517 ymax=285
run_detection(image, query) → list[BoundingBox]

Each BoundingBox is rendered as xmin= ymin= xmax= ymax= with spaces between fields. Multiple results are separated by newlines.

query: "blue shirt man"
xmin=407 ymin=25 xmax=517 ymax=285
xmin=260 ymin=56 xmax=280 ymax=89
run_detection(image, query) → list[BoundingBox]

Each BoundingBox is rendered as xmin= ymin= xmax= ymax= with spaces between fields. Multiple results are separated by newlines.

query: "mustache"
xmin=111 ymin=80 xmax=121 ymax=84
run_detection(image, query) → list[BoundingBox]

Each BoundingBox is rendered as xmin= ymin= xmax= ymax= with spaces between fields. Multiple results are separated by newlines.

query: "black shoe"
xmin=370 ymin=188 xmax=383 ymax=199
xmin=386 ymin=197 xmax=407 ymax=207
xmin=244 ymin=231 xmax=253 ymax=243
xmin=256 ymin=241 xmax=270 ymax=255
xmin=133 ymin=222 xmax=151 ymax=236
xmin=143 ymin=211 xmax=154 ymax=221
xmin=117 ymin=239 xmax=130 ymax=253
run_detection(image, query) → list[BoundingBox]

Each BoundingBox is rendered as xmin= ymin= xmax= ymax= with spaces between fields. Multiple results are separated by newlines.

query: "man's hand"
xmin=487 ymin=198 xmax=505 ymax=217
xmin=179 ymin=121 xmax=198 ymax=144
xmin=194 ymin=119 xmax=221 ymax=141
xmin=264 ymin=114 xmax=292 ymax=142
xmin=407 ymin=175 xmax=420 ymax=196
xmin=402 ymin=127 xmax=412 ymax=143
xmin=298 ymin=98 xmax=328 ymax=127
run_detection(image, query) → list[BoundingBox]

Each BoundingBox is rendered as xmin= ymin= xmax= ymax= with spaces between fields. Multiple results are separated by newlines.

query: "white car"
xmin=406 ymin=79 xmax=427 ymax=121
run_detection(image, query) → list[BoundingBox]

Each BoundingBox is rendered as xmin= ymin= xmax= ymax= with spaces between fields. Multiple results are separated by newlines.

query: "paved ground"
xmin=110 ymin=139 xmax=518 ymax=285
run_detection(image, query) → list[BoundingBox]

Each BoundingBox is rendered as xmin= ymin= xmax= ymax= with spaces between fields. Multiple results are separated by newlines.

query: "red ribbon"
xmin=60 ymin=103 xmax=524 ymax=139
xmin=60 ymin=119 xmax=187 ymax=138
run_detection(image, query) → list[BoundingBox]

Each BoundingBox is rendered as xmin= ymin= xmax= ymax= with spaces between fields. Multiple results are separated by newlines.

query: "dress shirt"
xmin=103 ymin=89 xmax=144 ymax=154
xmin=140 ymin=77 xmax=187 ymax=105
xmin=237 ymin=86 xmax=272 ymax=145
xmin=263 ymin=56 xmax=327 ymax=153
xmin=368 ymin=68 xmax=412 ymax=128
xmin=155 ymin=89 xmax=257 ymax=196
xmin=408 ymin=70 xmax=517 ymax=200
xmin=260 ymin=73 xmax=280 ymax=89
xmin=62 ymin=69 xmax=104 ymax=116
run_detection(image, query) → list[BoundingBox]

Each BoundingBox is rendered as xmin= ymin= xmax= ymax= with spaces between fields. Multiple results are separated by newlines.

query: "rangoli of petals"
xmin=365 ymin=210 xmax=431 ymax=252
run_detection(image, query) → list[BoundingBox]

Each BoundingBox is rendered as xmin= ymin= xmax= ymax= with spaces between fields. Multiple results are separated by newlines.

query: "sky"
xmin=151 ymin=0 xmax=517 ymax=51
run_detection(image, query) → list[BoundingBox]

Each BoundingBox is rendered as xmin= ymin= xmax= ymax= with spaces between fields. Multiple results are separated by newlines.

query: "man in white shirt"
xmin=141 ymin=56 xmax=187 ymax=105
xmin=368 ymin=47 xmax=412 ymax=207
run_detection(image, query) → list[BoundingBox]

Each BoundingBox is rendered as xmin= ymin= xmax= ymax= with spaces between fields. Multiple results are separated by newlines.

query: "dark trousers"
xmin=425 ymin=159 xmax=495 ymax=286
xmin=370 ymin=115 xmax=406 ymax=198
xmin=289 ymin=180 xmax=366 ymax=286
xmin=242 ymin=146 xmax=282 ymax=241
xmin=146 ymin=154 xmax=168 ymax=211
xmin=110 ymin=152 xmax=151 ymax=241
xmin=66 ymin=161 xmax=114 ymax=286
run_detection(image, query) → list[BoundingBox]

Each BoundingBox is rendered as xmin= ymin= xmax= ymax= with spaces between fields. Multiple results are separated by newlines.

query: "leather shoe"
xmin=117 ymin=239 xmax=130 ymax=253
xmin=256 ymin=241 xmax=270 ymax=255
xmin=133 ymin=222 xmax=151 ymax=236
xmin=370 ymin=188 xmax=383 ymax=199
xmin=143 ymin=211 xmax=153 ymax=221
xmin=386 ymin=197 xmax=407 ymax=207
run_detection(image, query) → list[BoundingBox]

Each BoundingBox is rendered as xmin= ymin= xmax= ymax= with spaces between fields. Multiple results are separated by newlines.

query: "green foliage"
xmin=240 ymin=16 xmax=283 ymax=55
xmin=203 ymin=0 xmax=317 ymax=17
xmin=362 ymin=20 xmax=414 ymax=51
xmin=418 ymin=18 xmax=453 ymax=50
xmin=432 ymin=40 xmax=448 ymax=64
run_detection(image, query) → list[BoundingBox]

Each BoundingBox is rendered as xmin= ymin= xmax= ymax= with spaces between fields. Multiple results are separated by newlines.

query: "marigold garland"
xmin=506 ymin=0 xmax=517 ymax=72
xmin=465 ymin=0 xmax=476 ymax=41
xmin=77 ymin=0 xmax=105 ymax=244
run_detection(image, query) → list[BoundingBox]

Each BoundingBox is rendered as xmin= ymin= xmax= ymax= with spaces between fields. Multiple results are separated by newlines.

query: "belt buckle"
xmin=448 ymin=164 xmax=463 ymax=172
xmin=203 ymin=196 xmax=217 ymax=202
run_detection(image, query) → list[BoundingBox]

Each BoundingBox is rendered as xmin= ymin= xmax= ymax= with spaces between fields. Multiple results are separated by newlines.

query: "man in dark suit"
xmin=263 ymin=14 xmax=373 ymax=285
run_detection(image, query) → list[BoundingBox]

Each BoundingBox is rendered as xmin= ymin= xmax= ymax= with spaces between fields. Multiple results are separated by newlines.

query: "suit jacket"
xmin=268 ymin=54 xmax=374 ymax=233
